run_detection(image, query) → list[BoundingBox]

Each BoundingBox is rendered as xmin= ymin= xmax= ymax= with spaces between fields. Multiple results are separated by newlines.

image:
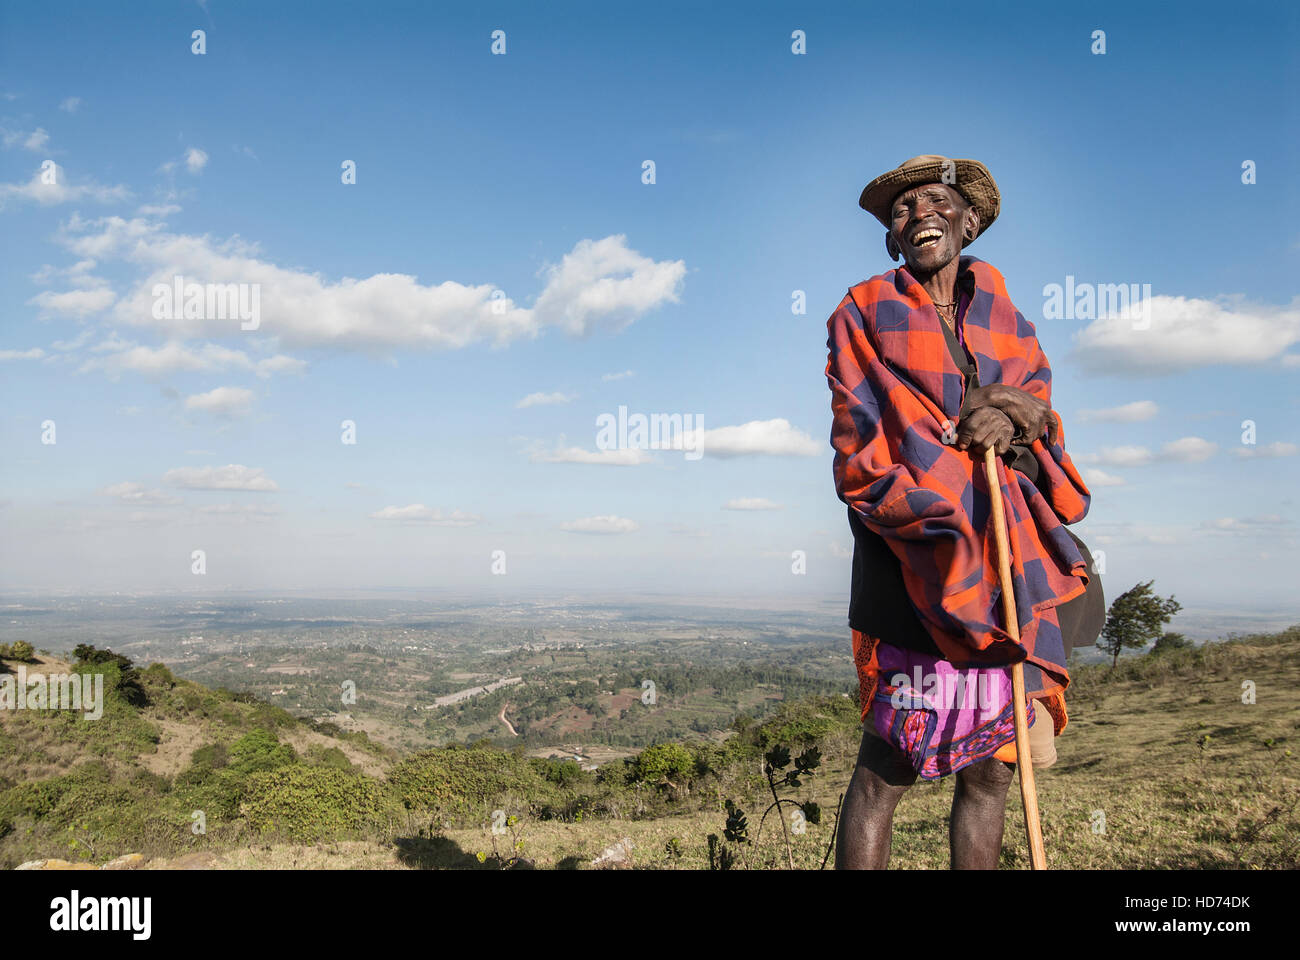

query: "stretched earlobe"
xmin=885 ymin=232 xmax=901 ymax=262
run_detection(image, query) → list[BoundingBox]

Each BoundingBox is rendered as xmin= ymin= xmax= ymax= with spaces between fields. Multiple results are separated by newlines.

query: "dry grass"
xmin=9 ymin=629 xmax=1298 ymax=870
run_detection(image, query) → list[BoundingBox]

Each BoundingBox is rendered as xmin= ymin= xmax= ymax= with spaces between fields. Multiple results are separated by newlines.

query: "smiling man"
xmin=825 ymin=155 xmax=1105 ymax=869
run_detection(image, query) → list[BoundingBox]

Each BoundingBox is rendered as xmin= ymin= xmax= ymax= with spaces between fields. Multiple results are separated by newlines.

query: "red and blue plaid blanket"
xmin=826 ymin=257 xmax=1092 ymax=711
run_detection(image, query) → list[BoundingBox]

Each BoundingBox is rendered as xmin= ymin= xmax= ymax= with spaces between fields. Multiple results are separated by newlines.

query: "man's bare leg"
xmin=949 ymin=757 xmax=1015 ymax=869
xmin=836 ymin=729 xmax=917 ymax=869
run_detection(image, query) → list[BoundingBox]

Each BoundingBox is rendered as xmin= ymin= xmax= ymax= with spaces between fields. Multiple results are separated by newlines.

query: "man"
xmin=825 ymin=155 xmax=1104 ymax=869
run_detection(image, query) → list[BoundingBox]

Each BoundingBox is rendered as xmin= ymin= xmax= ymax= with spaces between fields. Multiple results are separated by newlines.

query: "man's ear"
xmin=885 ymin=231 xmax=901 ymax=262
xmin=962 ymin=208 xmax=981 ymax=246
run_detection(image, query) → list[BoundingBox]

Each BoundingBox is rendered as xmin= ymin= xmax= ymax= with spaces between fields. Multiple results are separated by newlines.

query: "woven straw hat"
xmin=859 ymin=155 xmax=1000 ymax=245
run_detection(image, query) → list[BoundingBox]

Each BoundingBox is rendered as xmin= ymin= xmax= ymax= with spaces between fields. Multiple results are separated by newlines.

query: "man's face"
xmin=888 ymin=182 xmax=974 ymax=273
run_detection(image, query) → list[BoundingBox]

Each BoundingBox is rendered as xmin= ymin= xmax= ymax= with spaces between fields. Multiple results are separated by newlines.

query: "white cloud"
xmin=531 ymin=235 xmax=685 ymax=336
xmin=101 ymin=481 xmax=183 ymax=506
xmin=250 ymin=354 xmax=308 ymax=376
xmin=26 ymin=287 xmax=115 ymax=317
xmin=1 ymin=126 xmax=48 ymax=151
xmin=80 ymin=339 xmax=305 ymax=379
xmin=1077 ymin=445 xmax=1153 ymax=468
xmin=136 ymin=203 xmax=181 ymax=218
xmin=185 ymin=148 xmax=208 ymax=173
xmin=1085 ymin=521 xmax=1185 ymax=546
xmin=1202 ymin=515 xmax=1292 ymax=535
xmin=184 ymin=386 xmax=254 ymax=417
xmin=529 ymin=441 xmax=653 ymax=466
xmin=32 ymin=258 xmax=103 ymax=288
xmin=516 ymin=391 xmax=575 ymax=409
xmin=723 ymin=497 xmax=782 ymax=510
xmin=1081 ymin=468 xmax=1126 ymax=487
xmin=676 ymin=418 xmax=820 ymax=458
xmin=51 ymin=328 xmax=95 ymax=351
xmin=54 ymin=218 xmax=683 ymax=351
xmin=1071 ymin=295 xmax=1300 ymax=374
xmin=59 ymin=97 xmax=82 ymax=113
xmin=1234 ymin=442 xmax=1298 ymax=459
xmin=1077 ymin=436 xmax=1217 ymax=467
xmin=162 ymin=464 xmax=278 ymax=492
xmin=1077 ymin=400 xmax=1158 ymax=423
xmin=602 ymin=369 xmax=635 ymax=381
xmin=0 ymin=163 xmax=131 ymax=209
xmin=368 ymin=504 xmax=481 ymax=526
xmin=0 ymin=347 xmax=45 ymax=361
xmin=59 ymin=213 xmax=163 ymax=255
xmin=561 ymin=515 xmax=639 ymax=534
xmin=1161 ymin=437 xmax=1217 ymax=463
xmin=27 ymin=258 xmax=115 ymax=317
xmin=195 ymin=503 xmax=280 ymax=522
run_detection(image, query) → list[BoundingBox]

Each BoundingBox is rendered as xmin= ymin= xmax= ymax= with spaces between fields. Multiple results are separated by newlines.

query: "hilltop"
xmin=2 ymin=625 xmax=1297 ymax=870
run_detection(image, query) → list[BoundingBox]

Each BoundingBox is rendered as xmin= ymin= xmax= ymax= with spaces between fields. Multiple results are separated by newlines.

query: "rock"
xmin=15 ymin=859 xmax=98 ymax=870
xmin=15 ymin=853 xmax=147 ymax=871
xmin=591 ymin=837 xmax=634 ymax=869
xmin=101 ymin=853 xmax=146 ymax=870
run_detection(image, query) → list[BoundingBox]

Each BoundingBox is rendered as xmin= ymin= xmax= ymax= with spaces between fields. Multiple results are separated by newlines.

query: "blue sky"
xmin=1 ymin=0 xmax=1297 ymax=614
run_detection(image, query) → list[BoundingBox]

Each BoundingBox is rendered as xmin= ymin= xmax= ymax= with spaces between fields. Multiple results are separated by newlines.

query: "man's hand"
xmin=954 ymin=406 xmax=1016 ymax=456
xmin=965 ymin=384 xmax=1058 ymax=446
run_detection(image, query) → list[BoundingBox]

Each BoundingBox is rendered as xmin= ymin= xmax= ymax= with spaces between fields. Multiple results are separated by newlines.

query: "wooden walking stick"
xmin=982 ymin=446 xmax=1048 ymax=870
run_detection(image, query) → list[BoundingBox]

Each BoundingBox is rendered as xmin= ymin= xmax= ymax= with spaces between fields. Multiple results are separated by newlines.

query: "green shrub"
xmin=0 ymin=776 xmax=76 ymax=822
xmin=2 ymin=641 xmax=35 ymax=662
xmin=71 ymin=646 xmax=146 ymax=706
xmin=141 ymin=663 xmax=176 ymax=686
xmin=178 ymin=689 xmax=203 ymax=714
xmin=749 ymin=696 xmax=857 ymax=750
xmin=250 ymin=702 xmax=295 ymax=731
xmin=227 ymin=728 xmax=297 ymax=775
xmin=389 ymin=747 xmax=551 ymax=815
xmin=631 ymin=742 xmax=695 ymax=786
xmin=240 ymin=766 xmax=401 ymax=840
xmin=534 ymin=757 xmax=587 ymax=788
xmin=305 ymin=744 xmax=353 ymax=770
xmin=0 ymin=763 xmax=123 ymax=828
xmin=190 ymin=742 xmax=229 ymax=770
xmin=171 ymin=768 xmax=245 ymax=821
xmin=4 ymin=690 xmax=159 ymax=764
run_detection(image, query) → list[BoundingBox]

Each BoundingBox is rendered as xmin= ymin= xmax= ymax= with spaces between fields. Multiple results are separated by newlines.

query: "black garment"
xmin=845 ymin=299 xmax=1105 ymax=660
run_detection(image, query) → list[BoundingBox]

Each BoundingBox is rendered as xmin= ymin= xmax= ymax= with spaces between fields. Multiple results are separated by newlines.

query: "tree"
xmin=632 ymin=742 xmax=695 ymax=789
xmin=72 ymin=644 xmax=147 ymax=706
xmin=1152 ymin=632 xmax=1192 ymax=655
xmin=1096 ymin=580 xmax=1182 ymax=668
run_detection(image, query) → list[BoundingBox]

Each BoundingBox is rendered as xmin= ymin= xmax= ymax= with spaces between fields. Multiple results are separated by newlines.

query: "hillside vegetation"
xmin=1 ymin=626 xmax=1296 ymax=870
